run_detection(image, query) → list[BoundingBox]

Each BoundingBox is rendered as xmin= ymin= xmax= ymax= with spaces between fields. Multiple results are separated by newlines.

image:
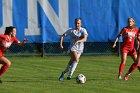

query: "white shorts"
xmin=69 ymin=50 xmax=81 ymax=58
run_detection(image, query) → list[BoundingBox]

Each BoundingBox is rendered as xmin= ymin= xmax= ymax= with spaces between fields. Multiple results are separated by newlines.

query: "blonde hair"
xmin=128 ymin=17 xmax=135 ymax=22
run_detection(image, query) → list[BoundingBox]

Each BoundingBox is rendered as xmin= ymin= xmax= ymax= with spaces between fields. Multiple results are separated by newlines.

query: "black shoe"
xmin=0 ymin=79 xmax=3 ymax=83
xmin=67 ymin=76 xmax=72 ymax=80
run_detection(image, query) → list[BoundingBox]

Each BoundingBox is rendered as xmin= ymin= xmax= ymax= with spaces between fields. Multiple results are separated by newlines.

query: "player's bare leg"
xmin=124 ymin=54 xmax=138 ymax=80
xmin=118 ymin=53 xmax=127 ymax=79
xmin=137 ymin=52 xmax=140 ymax=71
xmin=0 ymin=56 xmax=11 ymax=83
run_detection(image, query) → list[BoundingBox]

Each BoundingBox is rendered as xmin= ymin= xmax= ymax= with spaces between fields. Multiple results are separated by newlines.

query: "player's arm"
xmin=113 ymin=33 xmax=122 ymax=48
xmin=136 ymin=33 xmax=140 ymax=50
xmin=0 ymin=34 xmax=5 ymax=39
xmin=76 ymin=34 xmax=88 ymax=43
xmin=60 ymin=35 xmax=64 ymax=49
xmin=17 ymin=39 xmax=28 ymax=46
xmin=60 ymin=29 xmax=71 ymax=49
xmin=112 ymin=28 xmax=124 ymax=48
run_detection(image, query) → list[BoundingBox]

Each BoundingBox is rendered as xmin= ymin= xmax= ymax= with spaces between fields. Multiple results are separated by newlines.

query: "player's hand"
xmin=75 ymin=40 xmax=78 ymax=43
xmin=23 ymin=38 xmax=28 ymax=43
xmin=112 ymin=43 xmax=116 ymax=48
xmin=75 ymin=39 xmax=79 ymax=43
xmin=137 ymin=46 xmax=139 ymax=50
xmin=60 ymin=44 xmax=63 ymax=49
xmin=137 ymin=35 xmax=140 ymax=41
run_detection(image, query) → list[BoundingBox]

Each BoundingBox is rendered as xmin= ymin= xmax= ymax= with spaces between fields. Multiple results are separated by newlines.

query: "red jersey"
xmin=0 ymin=34 xmax=19 ymax=52
xmin=120 ymin=27 xmax=138 ymax=50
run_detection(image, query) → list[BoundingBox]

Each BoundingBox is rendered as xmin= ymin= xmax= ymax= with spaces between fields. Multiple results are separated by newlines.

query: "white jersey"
xmin=63 ymin=27 xmax=88 ymax=53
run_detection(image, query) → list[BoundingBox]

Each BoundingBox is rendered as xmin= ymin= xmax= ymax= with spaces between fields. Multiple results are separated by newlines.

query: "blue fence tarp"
xmin=0 ymin=0 xmax=140 ymax=43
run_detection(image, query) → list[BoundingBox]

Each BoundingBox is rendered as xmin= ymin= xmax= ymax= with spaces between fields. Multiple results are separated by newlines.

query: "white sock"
xmin=68 ymin=61 xmax=78 ymax=77
xmin=63 ymin=64 xmax=71 ymax=74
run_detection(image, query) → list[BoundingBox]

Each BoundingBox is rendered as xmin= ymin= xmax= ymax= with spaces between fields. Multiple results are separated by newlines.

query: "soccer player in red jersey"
xmin=113 ymin=18 xmax=139 ymax=80
xmin=124 ymin=32 xmax=140 ymax=80
xmin=0 ymin=26 xmax=28 ymax=83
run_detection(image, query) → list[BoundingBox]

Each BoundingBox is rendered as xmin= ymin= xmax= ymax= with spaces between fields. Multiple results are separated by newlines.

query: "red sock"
xmin=119 ymin=63 xmax=125 ymax=76
xmin=127 ymin=63 xmax=137 ymax=73
xmin=0 ymin=65 xmax=9 ymax=76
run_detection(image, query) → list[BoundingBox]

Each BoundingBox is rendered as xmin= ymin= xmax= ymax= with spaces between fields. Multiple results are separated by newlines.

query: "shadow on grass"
xmin=4 ymin=75 xmax=135 ymax=83
xmin=4 ymin=76 xmax=58 ymax=83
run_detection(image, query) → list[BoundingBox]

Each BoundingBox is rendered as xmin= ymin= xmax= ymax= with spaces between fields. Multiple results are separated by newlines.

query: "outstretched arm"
xmin=17 ymin=39 xmax=28 ymax=46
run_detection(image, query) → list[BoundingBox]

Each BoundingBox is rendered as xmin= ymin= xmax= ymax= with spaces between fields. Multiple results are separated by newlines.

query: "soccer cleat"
xmin=67 ymin=76 xmax=72 ymax=80
xmin=59 ymin=72 xmax=64 ymax=81
xmin=118 ymin=75 xmax=122 ymax=80
xmin=124 ymin=73 xmax=130 ymax=81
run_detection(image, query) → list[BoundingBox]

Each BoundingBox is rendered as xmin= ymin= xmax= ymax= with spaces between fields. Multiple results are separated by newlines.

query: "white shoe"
xmin=124 ymin=73 xmax=130 ymax=81
xmin=118 ymin=75 xmax=122 ymax=80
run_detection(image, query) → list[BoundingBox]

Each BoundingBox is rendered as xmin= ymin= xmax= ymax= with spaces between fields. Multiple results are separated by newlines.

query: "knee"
xmin=121 ymin=59 xmax=126 ymax=64
xmin=5 ymin=61 xmax=11 ymax=67
xmin=75 ymin=58 xmax=79 ymax=63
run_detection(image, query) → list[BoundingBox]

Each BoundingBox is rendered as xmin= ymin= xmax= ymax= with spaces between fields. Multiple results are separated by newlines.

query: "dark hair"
xmin=75 ymin=17 xmax=82 ymax=23
xmin=4 ymin=26 xmax=16 ymax=35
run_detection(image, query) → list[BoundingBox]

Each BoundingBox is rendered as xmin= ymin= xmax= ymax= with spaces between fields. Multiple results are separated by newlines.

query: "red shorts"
xmin=121 ymin=47 xmax=137 ymax=56
xmin=0 ymin=50 xmax=4 ymax=58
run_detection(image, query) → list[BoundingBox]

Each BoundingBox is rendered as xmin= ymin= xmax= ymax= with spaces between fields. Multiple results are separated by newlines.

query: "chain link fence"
xmin=4 ymin=42 xmax=120 ymax=57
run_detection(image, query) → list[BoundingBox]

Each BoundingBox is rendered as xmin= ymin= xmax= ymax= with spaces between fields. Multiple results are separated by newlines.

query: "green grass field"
xmin=0 ymin=56 xmax=140 ymax=93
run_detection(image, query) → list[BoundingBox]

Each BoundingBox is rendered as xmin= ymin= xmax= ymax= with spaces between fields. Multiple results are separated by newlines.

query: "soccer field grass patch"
xmin=0 ymin=56 xmax=140 ymax=93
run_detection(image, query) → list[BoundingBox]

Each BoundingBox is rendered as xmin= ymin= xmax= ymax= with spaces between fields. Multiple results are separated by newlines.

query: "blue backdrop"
xmin=0 ymin=0 xmax=140 ymax=43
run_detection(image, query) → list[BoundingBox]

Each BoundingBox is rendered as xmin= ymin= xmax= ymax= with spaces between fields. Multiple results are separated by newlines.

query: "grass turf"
xmin=0 ymin=56 xmax=140 ymax=93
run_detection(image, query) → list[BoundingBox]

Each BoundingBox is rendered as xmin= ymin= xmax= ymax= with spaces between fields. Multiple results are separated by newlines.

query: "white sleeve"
xmin=63 ymin=29 xmax=72 ymax=37
xmin=82 ymin=28 xmax=88 ymax=36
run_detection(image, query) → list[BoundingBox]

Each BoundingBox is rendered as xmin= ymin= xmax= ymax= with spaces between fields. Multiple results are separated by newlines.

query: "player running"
xmin=0 ymin=26 xmax=28 ymax=83
xmin=59 ymin=18 xmax=88 ymax=80
xmin=113 ymin=18 xmax=139 ymax=80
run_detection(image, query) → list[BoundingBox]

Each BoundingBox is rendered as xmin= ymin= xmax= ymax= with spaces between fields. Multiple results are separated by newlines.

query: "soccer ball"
xmin=76 ymin=74 xmax=86 ymax=84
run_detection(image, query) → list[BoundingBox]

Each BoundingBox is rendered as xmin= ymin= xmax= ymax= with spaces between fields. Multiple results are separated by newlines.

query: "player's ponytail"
xmin=4 ymin=26 xmax=16 ymax=35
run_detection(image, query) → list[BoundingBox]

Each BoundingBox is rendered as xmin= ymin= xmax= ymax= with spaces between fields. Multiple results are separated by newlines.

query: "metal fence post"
xmin=41 ymin=43 xmax=44 ymax=57
xmin=118 ymin=42 xmax=121 ymax=57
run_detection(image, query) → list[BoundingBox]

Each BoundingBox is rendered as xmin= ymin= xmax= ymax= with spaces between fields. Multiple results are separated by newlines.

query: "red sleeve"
xmin=120 ymin=28 xmax=125 ymax=35
xmin=0 ymin=34 xmax=6 ymax=40
xmin=12 ymin=36 xmax=19 ymax=43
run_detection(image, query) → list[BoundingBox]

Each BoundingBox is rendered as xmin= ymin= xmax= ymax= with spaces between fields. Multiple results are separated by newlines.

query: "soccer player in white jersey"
xmin=59 ymin=18 xmax=88 ymax=80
